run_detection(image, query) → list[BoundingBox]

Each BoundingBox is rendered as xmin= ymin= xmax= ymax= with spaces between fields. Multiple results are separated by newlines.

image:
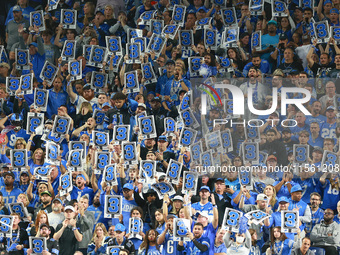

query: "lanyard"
xmin=247 ymin=81 xmax=259 ymax=104
xmin=273 ymin=241 xmax=284 ymax=255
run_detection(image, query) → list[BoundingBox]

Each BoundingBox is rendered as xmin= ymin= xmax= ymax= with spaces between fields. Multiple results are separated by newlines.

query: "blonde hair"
xmin=80 ymin=102 xmax=93 ymax=114
xmin=92 ymin=223 xmax=108 ymax=241
xmin=15 ymin=138 xmax=27 ymax=149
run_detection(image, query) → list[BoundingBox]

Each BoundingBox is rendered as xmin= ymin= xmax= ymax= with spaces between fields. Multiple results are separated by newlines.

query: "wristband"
xmin=72 ymin=227 xmax=77 ymax=231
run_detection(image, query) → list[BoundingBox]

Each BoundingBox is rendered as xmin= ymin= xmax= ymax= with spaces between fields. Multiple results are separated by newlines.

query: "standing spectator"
xmin=5 ymin=5 xmax=29 ymax=51
xmin=178 ymin=222 xmax=210 ymax=255
xmin=48 ymin=198 xmax=65 ymax=229
xmin=54 ymin=205 xmax=83 ymax=255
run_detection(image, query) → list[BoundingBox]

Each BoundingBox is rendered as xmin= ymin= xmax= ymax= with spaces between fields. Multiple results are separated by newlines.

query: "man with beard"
xmin=282 ymin=128 xmax=298 ymax=155
xmin=307 ymin=40 xmax=336 ymax=78
xmin=256 ymin=20 xmax=279 ymax=61
xmin=72 ymin=117 xmax=97 ymax=139
xmin=147 ymin=97 xmax=178 ymax=136
xmin=54 ymin=205 xmax=83 ymax=255
xmin=70 ymin=174 xmax=96 ymax=204
xmin=48 ymin=198 xmax=65 ymax=229
xmin=260 ymin=129 xmax=288 ymax=166
xmin=34 ymin=190 xmax=53 ymax=219
xmin=304 ymin=192 xmax=324 ymax=236
xmin=319 ymin=82 xmax=340 ymax=114
xmin=137 ymin=136 xmax=156 ymax=160
xmin=0 ymin=213 xmax=28 ymax=254
xmin=309 ymin=122 xmax=324 ymax=148
xmin=27 ymin=224 xmax=59 ymax=255
xmin=67 ymin=80 xmax=98 ymax=114
xmin=77 ymin=195 xmax=95 ymax=255
xmin=163 ymin=66 xmax=191 ymax=106
xmin=240 ymin=67 xmax=269 ymax=120
xmin=310 ymin=209 xmax=340 ymax=255
xmin=87 ymin=193 xmax=103 ymax=229
xmin=278 ymin=47 xmax=304 ymax=76
xmin=191 ymin=187 xmax=215 ymax=221
xmin=242 ymin=54 xmax=270 ymax=77
xmin=177 ymin=222 xmax=210 ymax=255
xmin=107 ymin=224 xmax=135 ymax=255
xmin=0 ymin=171 xmax=23 ymax=206
xmin=305 ymin=101 xmax=327 ymax=126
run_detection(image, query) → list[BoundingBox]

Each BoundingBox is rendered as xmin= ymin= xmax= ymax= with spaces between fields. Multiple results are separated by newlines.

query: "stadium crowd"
xmin=1 ymin=0 xmax=340 ymax=254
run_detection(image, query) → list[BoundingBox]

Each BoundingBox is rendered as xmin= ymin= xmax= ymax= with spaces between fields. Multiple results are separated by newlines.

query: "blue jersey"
xmin=6 ymin=129 xmax=30 ymax=149
xmin=288 ymin=199 xmax=310 ymax=230
xmin=305 ymin=207 xmax=324 ymax=236
xmin=266 ymin=211 xmax=298 ymax=240
xmin=320 ymin=122 xmax=336 ymax=139
xmin=47 ymin=89 xmax=68 ymax=119
xmin=183 ymin=236 xmax=210 ymax=255
xmin=318 ymin=180 xmax=340 ymax=210
xmin=231 ymin=190 xmax=256 ymax=209
xmin=273 ymin=180 xmax=298 ymax=198
xmin=293 ymin=177 xmax=319 ymax=204
xmin=0 ymin=187 xmax=23 ymax=206
xmin=305 ymin=115 xmax=327 ymax=126
xmin=224 ymin=178 xmax=240 ymax=198
xmin=271 ymin=239 xmax=294 ymax=255
xmin=122 ymin=198 xmax=138 ymax=228
xmin=70 ymin=186 xmax=95 ymax=205
xmin=191 ymin=202 xmax=214 ymax=218
xmin=289 ymin=124 xmax=310 ymax=142
xmin=308 ymin=135 xmax=324 ymax=148
xmin=156 ymin=222 xmax=165 ymax=235
xmin=140 ymin=245 xmax=161 ymax=255
xmin=161 ymin=232 xmax=179 ymax=255
xmin=87 ymin=205 xmax=104 ymax=230
xmin=214 ymin=243 xmax=227 ymax=254
xmin=191 ymin=222 xmax=217 ymax=255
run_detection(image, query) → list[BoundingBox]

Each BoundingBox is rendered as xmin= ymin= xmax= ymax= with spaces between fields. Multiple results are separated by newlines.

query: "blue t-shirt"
xmin=261 ymin=34 xmax=279 ymax=61
xmin=140 ymin=245 xmax=161 ymax=255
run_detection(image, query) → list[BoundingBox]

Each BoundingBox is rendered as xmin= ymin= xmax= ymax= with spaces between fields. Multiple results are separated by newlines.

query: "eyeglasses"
xmin=324 ymin=212 xmax=334 ymax=215
xmin=16 ymin=143 xmax=23 ymax=146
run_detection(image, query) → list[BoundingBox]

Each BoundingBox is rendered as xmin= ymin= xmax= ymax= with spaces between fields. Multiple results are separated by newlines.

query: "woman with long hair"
xmin=30 ymin=211 xmax=54 ymax=237
xmin=265 ymin=227 xmax=298 ymax=255
xmin=154 ymin=209 xmax=165 ymax=235
xmin=249 ymin=229 xmax=261 ymax=255
xmin=79 ymin=2 xmax=95 ymax=27
xmin=87 ymin=223 xmax=111 ymax=255
xmin=27 ymin=148 xmax=44 ymax=175
xmin=128 ymin=207 xmax=146 ymax=249
xmin=264 ymin=185 xmax=278 ymax=211
xmin=227 ymin=47 xmax=247 ymax=71
xmin=200 ymin=52 xmax=217 ymax=78
xmin=138 ymin=229 xmax=161 ymax=255
xmin=74 ymin=102 xmax=93 ymax=128
xmin=277 ymin=13 xmax=296 ymax=42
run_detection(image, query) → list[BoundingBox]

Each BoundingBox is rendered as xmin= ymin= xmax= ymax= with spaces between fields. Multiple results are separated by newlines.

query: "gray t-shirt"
xmin=6 ymin=18 xmax=30 ymax=51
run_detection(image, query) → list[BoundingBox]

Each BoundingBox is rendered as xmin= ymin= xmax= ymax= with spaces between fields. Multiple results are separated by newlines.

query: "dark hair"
xmin=266 ymin=129 xmax=277 ymax=135
xmin=203 ymin=52 xmax=216 ymax=67
xmin=140 ymin=229 xmax=160 ymax=253
xmin=112 ymin=92 xmax=127 ymax=101
xmin=270 ymin=226 xmax=288 ymax=253
xmin=194 ymin=222 xmax=204 ymax=229
xmin=130 ymin=206 xmax=144 ymax=218
xmin=303 ymin=7 xmax=313 ymax=13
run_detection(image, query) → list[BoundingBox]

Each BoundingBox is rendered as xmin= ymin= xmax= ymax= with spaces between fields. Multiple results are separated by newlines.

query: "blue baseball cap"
xmin=95 ymin=8 xmax=104 ymax=15
xmin=102 ymin=102 xmax=112 ymax=109
xmin=330 ymin=8 xmax=340 ymax=14
xmin=123 ymin=183 xmax=133 ymax=190
xmin=326 ymin=105 xmax=335 ymax=111
xmin=216 ymin=178 xmax=224 ymax=182
xmin=158 ymin=135 xmax=167 ymax=142
xmin=267 ymin=20 xmax=278 ymax=27
xmin=200 ymin=186 xmax=211 ymax=192
xmin=290 ymin=184 xmax=303 ymax=193
xmin=324 ymin=0 xmax=332 ymax=5
xmin=115 ymin=223 xmax=126 ymax=232
xmin=278 ymin=197 xmax=290 ymax=203
xmin=29 ymin=42 xmax=38 ymax=48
